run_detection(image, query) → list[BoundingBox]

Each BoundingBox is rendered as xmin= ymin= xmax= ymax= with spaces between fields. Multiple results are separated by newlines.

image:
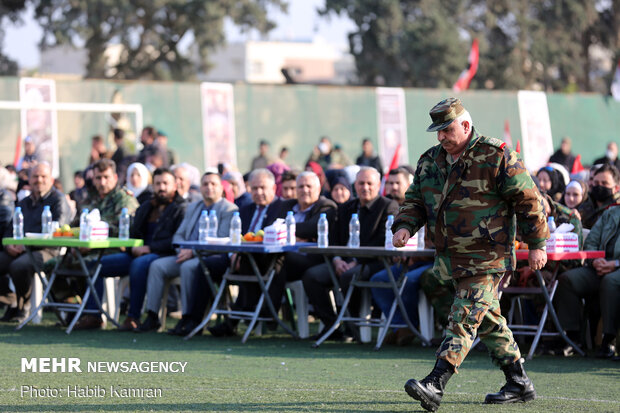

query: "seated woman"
xmin=560 ymin=179 xmax=588 ymax=220
xmin=126 ymin=162 xmax=153 ymax=204
xmin=537 ymin=166 xmax=566 ymax=202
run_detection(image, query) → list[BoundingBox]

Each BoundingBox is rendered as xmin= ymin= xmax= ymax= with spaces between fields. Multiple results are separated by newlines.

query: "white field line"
xmin=4 ymin=387 xmax=618 ymax=404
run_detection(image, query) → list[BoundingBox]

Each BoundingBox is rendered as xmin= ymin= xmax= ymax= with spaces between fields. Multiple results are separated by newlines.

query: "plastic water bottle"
xmin=230 ymin=211 xmax=242 ymax=245
xmin=317 ymin=213 xmax=328 ymax=248
xmin=547 ymin=216 xmax=556 ymax=233
xmin=385 ymin=215 xmax=395 ymax=250
xmin=79 ymin=208 xmax=90 ymax=241
xmin=119 ymin=207 xmax=130 ymax=240
xmin=13 ymin=207 xmax=24 ymax=239
xmin=286 ymin=211 xmax=296 ymax=246
xmin=348 ymin=213 xmax=360 ymax=248
xmin=198 ymin=210 xmax=209 ymax=243
xmin=417 ymin=226 xmax=426 ymax=250
xmin=208 ymin=210 xmax=218 ymax=238
xmin=41 ymin=205 xmax=52 ymax=235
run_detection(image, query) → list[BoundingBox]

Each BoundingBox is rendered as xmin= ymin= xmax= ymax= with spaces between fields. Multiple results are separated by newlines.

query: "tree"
xmin=32 ymin=0 xmax=287 ymax=80
xmin=0 ymin=0 xmax=28 ymax=75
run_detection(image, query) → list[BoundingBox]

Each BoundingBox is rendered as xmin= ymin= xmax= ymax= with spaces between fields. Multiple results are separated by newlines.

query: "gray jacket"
xmin=584 ymin=205 xmax=620 ymax=259
xmin=172 ymin=198 xmax=238 ymax=245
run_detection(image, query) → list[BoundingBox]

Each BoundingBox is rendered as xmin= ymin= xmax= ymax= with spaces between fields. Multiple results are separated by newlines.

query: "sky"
xmin=3 ymin=0 xmax=356 ymax=69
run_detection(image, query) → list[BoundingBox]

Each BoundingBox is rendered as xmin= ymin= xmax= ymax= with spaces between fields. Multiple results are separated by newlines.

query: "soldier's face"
xmin=355 ymin=170 xmax=380 ymax=205
xmin=437 ymin=120 xmax=470 ymax=156
xmin=94 ymin=167 xmax=118 ymax=197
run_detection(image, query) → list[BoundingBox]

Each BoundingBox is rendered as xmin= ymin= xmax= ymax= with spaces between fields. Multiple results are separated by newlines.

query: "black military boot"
xmin=404 ymin=359 xmax=454 ymax=412
xmin=485 ymin=359 xmax=536 ymax=404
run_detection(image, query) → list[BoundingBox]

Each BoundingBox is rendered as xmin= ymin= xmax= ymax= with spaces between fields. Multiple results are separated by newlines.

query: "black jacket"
xmin=239 ymin=197 xmax=287 ymax=233
xmin=6 ymin=187 xmax=72 ymax=237
xmin=331 ymin=195 xmax=399 ymax=247
xmin=280 ymin=196 xmax=337 ymax=242
xmin=131 ymin=193 xmax=186 ymax=255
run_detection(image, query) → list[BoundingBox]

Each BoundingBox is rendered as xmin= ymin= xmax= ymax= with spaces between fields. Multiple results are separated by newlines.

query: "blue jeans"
xmin=370 ymin=262 xmax=432 ymax=329
xmin=86 ymin=252 xmax=161 ymax=319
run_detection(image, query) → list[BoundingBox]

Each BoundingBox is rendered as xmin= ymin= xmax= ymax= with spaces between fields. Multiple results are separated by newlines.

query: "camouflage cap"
xmin=426 ymin=98 xmax=465 ymax=132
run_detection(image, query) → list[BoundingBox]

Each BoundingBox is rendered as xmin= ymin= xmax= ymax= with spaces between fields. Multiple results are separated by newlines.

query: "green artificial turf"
xmin=0 ymin=318 xmax=618 ymax=412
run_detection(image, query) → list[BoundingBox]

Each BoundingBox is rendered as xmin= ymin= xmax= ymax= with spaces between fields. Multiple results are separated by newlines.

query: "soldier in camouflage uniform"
xmin=72 ymin=158 xmax=139 ymax=329
xmin=392 ymin=98 xmax=549 ymax=412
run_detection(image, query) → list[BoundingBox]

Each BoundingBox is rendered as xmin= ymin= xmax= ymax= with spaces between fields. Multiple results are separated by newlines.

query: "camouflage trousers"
xmin=419 ymin=267 xmax=455 ymax=327
xmin=436 ymin=273 xmax=520 ymax=371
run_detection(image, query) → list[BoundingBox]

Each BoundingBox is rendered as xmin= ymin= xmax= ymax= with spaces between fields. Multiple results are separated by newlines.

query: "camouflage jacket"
xmin=74 ymin=186 xmax=139 ymax=237
xmin=393 ymin=128 xmax=549 ymax=280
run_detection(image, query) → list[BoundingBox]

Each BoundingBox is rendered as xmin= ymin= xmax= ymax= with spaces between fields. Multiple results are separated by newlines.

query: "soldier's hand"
xmin=528 ymin=248 xmax=547 ymax=271
xmin=392 ymin=229 xmax=411 ymax=248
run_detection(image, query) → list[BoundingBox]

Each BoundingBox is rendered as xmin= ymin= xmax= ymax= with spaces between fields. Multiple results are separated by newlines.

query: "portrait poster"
xmin=19 ymin=78 xmax=59 ymax=177
xmin=517 ymin=90 xmax=554 ymax=172
xmin=200 ymin=82 xmax=237 ymax=170
xmin=376 ymin=87 xmax=409 ymax=171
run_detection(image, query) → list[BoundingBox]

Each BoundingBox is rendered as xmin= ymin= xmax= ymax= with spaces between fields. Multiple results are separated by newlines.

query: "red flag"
xmin=382 ymin=144 xmax=401 ymax=196
xmin=611 ymin=59 xmax=620 ymax=101
xmin=515 ymin=140 xmax=521 ymax=154
xmin=453 ymin=38 xmax=479 ymax=92
xmin=503 ymin=120 xmax=512 ymax=147
xmin=571 ymin=154 xmax=584 ymax=174
xmin=13 ymin=135 xmax=21 ymax=167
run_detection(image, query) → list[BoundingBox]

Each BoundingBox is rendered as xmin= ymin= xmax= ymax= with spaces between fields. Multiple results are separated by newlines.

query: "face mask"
xmin=318 ymin=142 xmax=329 ymax=154
xmin=606 ymin=149 xmax=616 ymax=160
xmin=589 ymin=185 xmax=614 ymax=203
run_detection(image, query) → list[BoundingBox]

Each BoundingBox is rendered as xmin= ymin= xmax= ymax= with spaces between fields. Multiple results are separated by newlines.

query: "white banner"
xmin=19 ymin=78 xmax=59 ymax=177
xmin=517 ymin=90 xmax=554 ymax=172
xmin=200 ymin=82 xmax=237 ymax=170
xmin=376 ymin=87 xmax=409 ymax=171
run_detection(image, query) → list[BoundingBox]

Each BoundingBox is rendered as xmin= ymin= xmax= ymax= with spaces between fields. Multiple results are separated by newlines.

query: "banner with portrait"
xmin=376 ymin=87 xmax=409 ymax=171
xmin=517 ymin=90 xmax=554 ymax=172
xmin=19 ymin=78 xmax=59 ymax=177
xmin=200 ymin=83 xmax=237 ymax=170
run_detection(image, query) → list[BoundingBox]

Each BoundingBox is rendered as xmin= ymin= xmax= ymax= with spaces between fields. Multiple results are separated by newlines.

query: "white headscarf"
xmin=222 ymin=171 xmax=246 ymax=195
xmin=126 ymin=162 xmax=150 ymax=198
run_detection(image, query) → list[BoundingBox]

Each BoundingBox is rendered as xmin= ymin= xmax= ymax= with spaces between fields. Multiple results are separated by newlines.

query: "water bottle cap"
xmin=201 ymin=210 xmax=208 ymax=216
xmin=387 ymin=214 xmax=393 ymax=219
xmin=82 ymin=208 xmax=89 ymax=213
xmin=352 ymin=213 xmax=358 ymax=218
xmin=209 ymin=210 xmax=216 ymax=216
xmin=43 ymin=205 xmax=50 ymax=210
xmin=233 ymin=211 xmax=239 ymax=216
xmin=15 ymin=207 xmax=21 ymax=212
xmin=121 ymin=207 xmax=128 ymax=213
xmin=320 ymin=213 xmax=326 ymax=218
xmin=287 ymin=211 xmax=293 ymax=216
xmin=548 ymin=216 xmax=555 ymax=222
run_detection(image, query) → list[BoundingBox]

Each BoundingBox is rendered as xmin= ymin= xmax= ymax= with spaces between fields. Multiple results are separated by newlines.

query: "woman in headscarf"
xmin=536 ymin=166 xmax=565 ymax=202
xmin=126 ymin=162 xmax=153 ymax=204
xmin=222 ymin=171 xmax=252 ymax=209
xmin=326 ymin=168 xmax=352 ymax=204
xmin=561 ymin=179 xmax=588 ymax=218
xmin=267 ymin=161 xmax=291 ymax=197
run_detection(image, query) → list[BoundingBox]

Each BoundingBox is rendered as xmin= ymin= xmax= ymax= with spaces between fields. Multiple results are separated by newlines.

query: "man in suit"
xmin=302 ymin=167 xmax=399 ymax=340
xmin=207 ymin=168 xmax=287 ymax=337
xmin=270 ymin=171 xmax=337 ymax=311
xmin=140 ymin=172 xmax=237 ymax=332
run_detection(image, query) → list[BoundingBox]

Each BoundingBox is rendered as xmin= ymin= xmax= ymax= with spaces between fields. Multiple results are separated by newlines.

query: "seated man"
xmin=207 ymin=168 xmax=287 ymax=337
xmin=554 ymin=204 xmax=620 ymax=358
xmin=75 ymin=168 xmax=186 ymax=330
xmin=0 ymin=163 xmax=71 ymax=322
xmin=141 ymin=172 xmax=237 ymax=333
xmin=302 ymin=167 xmax=399 ymax=340
xmin=273 ymin=171 xmax=337 ymax=309
xmin=72 ymin=159 xmax=140 ymax=329
xmin=578 ymin=164 xmax=620 ymax=229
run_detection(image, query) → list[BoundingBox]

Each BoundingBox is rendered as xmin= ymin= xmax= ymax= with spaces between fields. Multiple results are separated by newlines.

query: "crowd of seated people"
xmin=0 ymin=131 xmax=618 ymax=362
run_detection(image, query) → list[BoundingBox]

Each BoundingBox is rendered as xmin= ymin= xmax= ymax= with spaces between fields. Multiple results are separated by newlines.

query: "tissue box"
xmin=263 ymin=223 xmax=286 ymax=245
xmin=89 ymin=221 xmax=109 ymax=240
xmin=546 ymin=232 xmax=579 ymax=253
